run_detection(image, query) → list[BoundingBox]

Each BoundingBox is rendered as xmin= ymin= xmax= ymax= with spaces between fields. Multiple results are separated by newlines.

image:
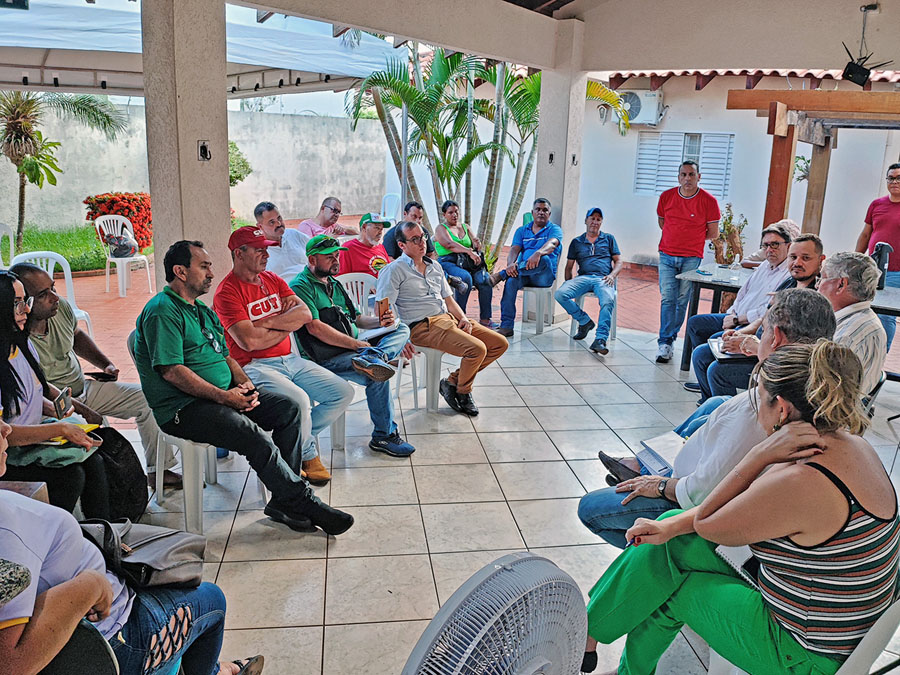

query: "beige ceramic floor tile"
xmin=470 ymin=406 xmax=542 ymax=432
xmin=470 ymin=367 xmax=512 ymax=386
xmin=326 ymin=504 xmax=427 ymax=558
xmin=543 ymin=350 xmax=607 ymax=367
xmin=509 ymin=498 xmax=599 ymax=547
xmin=222 ymin=627 xmax=323 ymax=675
xmin=497 ymin=350 xmax=552 ymax=368
xmin=329 ymin=466 xmax=418 ymax=507
xmin=325 ymin=554 xmax=438 ymax=624
xmin=322 ymin=620 xmax=429 ymax=675
xmin=479 ymin=431 xmax=562 ymax=462
xmin=237 ymin=473 xmax=329 ymax=511
xmin=652 ymin=400 xmax=702 ymax=426
xmin=592 ymin=402 xmax=671 ymax=429
xmin=629 ymin=381 xmax=700 ymax=403
xmin=329 ymin=435 xmax=413 ymax=468
xmin=531 ymin=405 xmax=608 ymax=431
xmin=557 ymin=364 xmax=623 ymax=384
xmin=503 ymin=366 xmax=568 ymax=386
xmin=466 ymin=385 xmax=527 ymax=407
xmin=407 ymin=433 xmax=489 ymax=465
xmin=606 ymin=364 xmax=678 ymax=383
xmin=146 ymin=471 xmax=248 ymax=514
xmin=614 ymin=426 xmax=675 ymax=452
xmin=402 ymin=409 xmax=475 ymax=434
xmin=430 ymin=549 xmax=521 ymax=604
xmin=421 ymin=502 xmax=525 ymax=553
xmin=217 ymin=559 xmax=325 ymax=629
xmin=515 ymin=384 xmax=586 ymax=407
xmin=568 ymin=459 xmax=616 ymax=493
xmin=414 ymin=463 xmax=504 ymax=503
xmin=548 ymin=429 xmax=632 ymax=461
xmin=573 ymin=382 xmax=644 ymax=405
xmin=492 ymin=461 xmax=585 ymax=501
xmin=222 ymin=509 xmax=329 ymax=561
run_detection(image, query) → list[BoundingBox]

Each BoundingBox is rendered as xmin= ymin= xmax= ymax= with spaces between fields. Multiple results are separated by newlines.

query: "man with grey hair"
xmin=817 ymin=251 xmax=886 ymax=393
xmin=581 ymin=288 xmax=836 ymax=548
xmin=298 ymin=196 xmax=359 ymax=237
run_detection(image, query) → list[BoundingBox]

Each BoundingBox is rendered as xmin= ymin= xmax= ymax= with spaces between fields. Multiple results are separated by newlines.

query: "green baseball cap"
xmin=306 ymin=234 xmax=348 ymax=256
xmin=359 ymin=212 xmax=392 ymax=227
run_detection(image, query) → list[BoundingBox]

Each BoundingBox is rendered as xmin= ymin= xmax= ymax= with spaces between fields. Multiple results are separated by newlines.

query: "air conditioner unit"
xmin=618 ymin=89 xmax=663 ymax=126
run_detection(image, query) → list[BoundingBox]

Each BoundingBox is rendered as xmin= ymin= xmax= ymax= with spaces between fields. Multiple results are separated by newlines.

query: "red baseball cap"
xmin=228 ymin=226 xmax=278 ymax=251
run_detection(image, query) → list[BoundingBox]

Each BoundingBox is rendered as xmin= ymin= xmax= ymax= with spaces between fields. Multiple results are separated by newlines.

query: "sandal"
xmin=233 ymin=655 xmax=265 ymax=675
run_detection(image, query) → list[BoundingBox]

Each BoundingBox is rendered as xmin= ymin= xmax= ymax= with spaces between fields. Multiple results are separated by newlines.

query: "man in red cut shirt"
xmin=212 ymin=227 xmax=354 ymax=486
xmin=338 ymin=212 xmax=392 ymax=277
xmin=654 ymin=161 xmax=720 ymax=363
xmin=856 ymin=162 xmax=900 ymax=350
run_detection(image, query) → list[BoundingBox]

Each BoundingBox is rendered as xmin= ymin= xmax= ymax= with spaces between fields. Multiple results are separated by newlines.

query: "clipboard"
xmin=708 ymin=337 xmax=757 ymax=363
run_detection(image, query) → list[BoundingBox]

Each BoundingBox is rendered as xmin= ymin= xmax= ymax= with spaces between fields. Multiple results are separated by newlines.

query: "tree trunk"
xmin=465 ymin=78 xmax=474 ymax=225
xmin=478 ymin=62 xmax=506 ymax=241
xmin=16 ymin=170 xmax=26 ymax=252
xmin=482 ymin=121 xmax=507 ymax=245
xmin=491 ymin=131 xmax=538 ymax=260
xmin=373 ymin=89 xmax=431 ymax=231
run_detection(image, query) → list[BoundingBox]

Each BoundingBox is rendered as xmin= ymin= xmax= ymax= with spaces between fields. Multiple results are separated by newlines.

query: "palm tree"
xmin=0 ymin=91 xmax=127 ymax=251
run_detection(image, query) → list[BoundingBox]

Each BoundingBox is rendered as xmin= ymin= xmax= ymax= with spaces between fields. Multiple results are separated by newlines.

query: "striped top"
xmin=833 ymin=300 xmax=887 ymax=394
xmin=750 ymin=463 xmax=900 ymax=658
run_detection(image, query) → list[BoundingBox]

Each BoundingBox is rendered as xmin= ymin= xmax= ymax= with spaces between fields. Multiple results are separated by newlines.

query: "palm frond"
xmin=41 ymin=93 xmax=127 ymax=140
xmin=586 ymin=80 xmax=630 ymax=133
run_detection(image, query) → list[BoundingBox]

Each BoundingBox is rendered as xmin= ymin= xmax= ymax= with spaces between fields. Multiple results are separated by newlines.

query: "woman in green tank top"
xmin=434 ymin=200 xmax=495 ymax=327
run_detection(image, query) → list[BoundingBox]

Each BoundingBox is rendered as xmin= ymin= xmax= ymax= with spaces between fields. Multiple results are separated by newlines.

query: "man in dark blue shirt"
xmin=554 ymin=208 xmax=622 ymax=353
xmin=490 ymin=198 xmax=564 ymax=337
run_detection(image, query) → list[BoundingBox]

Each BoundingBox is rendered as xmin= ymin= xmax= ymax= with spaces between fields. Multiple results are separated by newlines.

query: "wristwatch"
xmin=657 ymin=479 xmax=668 ymax=497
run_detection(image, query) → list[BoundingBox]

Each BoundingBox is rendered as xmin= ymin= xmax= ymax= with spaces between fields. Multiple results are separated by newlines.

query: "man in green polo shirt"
xmin=132 ymin=240 xmax=354 ymax=535
xmin=290 ymin=234 xmax=415 ymax=457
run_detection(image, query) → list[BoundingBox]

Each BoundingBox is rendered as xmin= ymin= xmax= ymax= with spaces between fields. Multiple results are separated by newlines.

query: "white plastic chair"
xmin=522 ymin=286 xmax=554 ymax=335
xmin=94 ymin=215 xmax=152 ymax=297
xmin=380 ymin=193 xmax=401 ymax=224
xmin=11 ymin=251 xmax=93 ymax=337
xmin=708 ymin=598 xmax=900 ymax=674
xmin=335 ymin=272 xmax=377 ymax=310
xmin=0 ymin=222 xmax=15 ymax=268
xmin=566 ymin=284 xmax=618 ymax=341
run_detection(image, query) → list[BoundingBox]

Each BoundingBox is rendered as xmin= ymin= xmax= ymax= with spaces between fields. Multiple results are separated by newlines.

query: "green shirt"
xmin=29 ymin=298 xmax=86 ymax=397
xmin=133 ymin=286 xmax=232 ymax=426
xmin=434 ymin=221 xmax=473 ymax=257
xmin=289 ymin=267 xmax=359 ymax=356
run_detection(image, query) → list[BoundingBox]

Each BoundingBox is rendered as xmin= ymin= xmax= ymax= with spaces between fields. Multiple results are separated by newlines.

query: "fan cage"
xmin=403 ymin=552 xmax=587 ymax=675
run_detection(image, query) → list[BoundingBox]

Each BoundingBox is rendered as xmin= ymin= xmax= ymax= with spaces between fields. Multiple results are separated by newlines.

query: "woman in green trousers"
xmin=583 ymin=341 xmax=900 ymax=675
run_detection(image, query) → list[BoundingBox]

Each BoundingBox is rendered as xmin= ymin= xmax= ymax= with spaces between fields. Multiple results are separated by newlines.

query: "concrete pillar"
xmin=141 ymin=0 xmax=231 ymax=293
xmin=534 ymin=19 xmax=587 ymax=321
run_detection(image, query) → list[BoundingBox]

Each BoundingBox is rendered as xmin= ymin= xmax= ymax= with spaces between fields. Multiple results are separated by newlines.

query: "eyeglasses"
xmin=887 ymin=176 xmax=900 ymax=183
xmin=404 ymin=236 xmax=426 ymax=245
xmin=14 ymin=297 xmax=33 ymax=315
xmin=201 ymin=328 xmax=223 ymax=353
xmin=761 ymin=241 xmax=785 ymax=249
xmin=325 ymin=205 xmax=342 ymax=215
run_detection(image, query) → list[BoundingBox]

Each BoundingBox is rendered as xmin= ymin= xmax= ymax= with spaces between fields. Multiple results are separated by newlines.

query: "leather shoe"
xmin=440 ymin=378 xmax=463 ymax=413
xmin=682 ymin=381 xmax=702 ymax=393
xmin=447 ymin=275 xmax=469 ymax=294
xmin=296 ymin=494 xmax=354 ymax=535
xmin=264 ymin=499 xmax=316 ymax=532
xmin=495 ymin=326 xmax=514 ymax=337
xmin=147 ymin=469 xmax=183 ymax=490
xmin=573 ymin=319 xmax=595 ymax=341
xmin=604 ymin=474 xmax=620 ymax=487
xmin=597 ymin=450 xmax=640 ymax=483
xmin=301 ymin=456 xmax=331 ymax=485
xmin=455 ymin=391 xmax=479 ymax=416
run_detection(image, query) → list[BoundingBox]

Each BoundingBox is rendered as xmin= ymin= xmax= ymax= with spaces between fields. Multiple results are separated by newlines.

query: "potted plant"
xmin=709 ymin=203 xmax=747 ymax=265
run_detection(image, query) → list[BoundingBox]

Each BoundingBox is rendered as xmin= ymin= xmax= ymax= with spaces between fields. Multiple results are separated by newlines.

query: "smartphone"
xmin=85 ymin=371 xmax=116 ymax=382
xmin=53 ymin=387 xmax=72 ymax=419
xmin=375 ymin=298 xmax=390 ymax=321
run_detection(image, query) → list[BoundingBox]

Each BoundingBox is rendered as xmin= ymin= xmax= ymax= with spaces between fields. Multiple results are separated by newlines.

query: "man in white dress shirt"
xmin=578 ymin=288 xmax=836 ymax=548
xmin=254 ymin=201 xmax=310 ymax=282
xmin=682 ymin=222 xmax=792 ymax=398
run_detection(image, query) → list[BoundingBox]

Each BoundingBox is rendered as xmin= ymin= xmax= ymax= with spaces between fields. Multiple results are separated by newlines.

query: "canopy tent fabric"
xmin=0 ymin=1 xmax=401 ymax=97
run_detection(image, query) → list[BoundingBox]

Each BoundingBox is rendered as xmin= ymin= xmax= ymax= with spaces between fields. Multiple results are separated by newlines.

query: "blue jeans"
xmin=657 ymin=252 xmax=702 ymax=346
xmin=578 ymin=488 xmax=679 ymax=549
xmin=244 ymin=353 xmax=354 ymax=459
xmin=554 ymin=275 xmax=616 ymax=341
xmin=685 ymin=313 xmax=726 ymax=357
xmin=438 ymin=256 xmax=494 ymax=321
xmin=878 ymin=271 xmax=900 ymax=351
xmin=499 ymin=257 xmax=556 ymax=329
xmin=673 ymin=395 xmax=731 ymax=437
xmin=318 ymin=323 xmax=410 ymax=439
xmin=110 ymin=582 xmax=225 ymax=675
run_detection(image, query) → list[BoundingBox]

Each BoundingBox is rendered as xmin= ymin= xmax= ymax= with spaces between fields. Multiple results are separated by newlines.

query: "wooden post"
xmin=763 ymin=102 xmax=797 ymax=227
xmin=801 ymin=141 xmax=832 ymax=234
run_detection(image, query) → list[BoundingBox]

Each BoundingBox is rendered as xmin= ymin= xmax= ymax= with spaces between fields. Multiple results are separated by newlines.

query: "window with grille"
xmin=634 ymin=131 xmax=734 ymax=199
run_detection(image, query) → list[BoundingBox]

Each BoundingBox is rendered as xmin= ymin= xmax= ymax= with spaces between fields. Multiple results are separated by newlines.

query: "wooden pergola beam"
xmin=695 ymin=73 xmax=716 ymax=91
xmin=649 ymin=74 xmax=670 ymax=91
xmin=609 ymin=74 xmax=629 ymax=90
xmin=727 ymin=89 xmax=900 ymax=114
xmin=763 ymin=124 xmax=797 ymax=228
xmin=802 ymin=141 xmax=832 ymax=235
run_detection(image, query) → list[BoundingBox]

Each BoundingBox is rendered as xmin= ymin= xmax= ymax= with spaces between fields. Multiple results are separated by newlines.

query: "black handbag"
xmin=294 ymin=280 xmax=359 ymax=363
xmin=93 ymin=426 xmax=149 ymax=522
xmin=456 ymin=250 xmax=487 ymax=274
xmin=80 ymin=518 xmax=206 ymax=589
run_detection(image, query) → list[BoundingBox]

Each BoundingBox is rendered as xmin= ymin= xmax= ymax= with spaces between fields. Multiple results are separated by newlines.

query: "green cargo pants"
xmin=585 ymin=512 xmax=843 ymax=675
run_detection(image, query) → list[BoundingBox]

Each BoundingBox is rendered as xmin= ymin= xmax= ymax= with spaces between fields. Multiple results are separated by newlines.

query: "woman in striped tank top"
xmin=582 ymin=340 xmax=899 ymax=675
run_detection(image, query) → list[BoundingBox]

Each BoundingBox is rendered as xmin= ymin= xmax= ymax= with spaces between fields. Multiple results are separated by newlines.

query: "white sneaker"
xmin=655 ymin=343 xmax=674 ymax=363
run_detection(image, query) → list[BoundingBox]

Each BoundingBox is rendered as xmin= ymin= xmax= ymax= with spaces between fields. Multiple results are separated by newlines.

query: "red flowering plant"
xmin=84 ymin=192 xmax=153 ymax=250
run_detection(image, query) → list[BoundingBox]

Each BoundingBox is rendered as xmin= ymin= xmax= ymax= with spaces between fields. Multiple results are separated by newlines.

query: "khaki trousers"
xmin=409 ymin=314 xmax=508 ymax=394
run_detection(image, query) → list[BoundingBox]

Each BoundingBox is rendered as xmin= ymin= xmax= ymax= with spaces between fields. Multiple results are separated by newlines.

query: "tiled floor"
xmin=113 ymin=320 xmax=900 ymax=675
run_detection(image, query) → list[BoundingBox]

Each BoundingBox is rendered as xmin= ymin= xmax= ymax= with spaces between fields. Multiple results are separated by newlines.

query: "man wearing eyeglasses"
xmin=856 ymin=163 xmax=900 ymax=350
xmin=134 ymin=240 xmax=354 ymax=535
xmin=681 ymin=223 xmax=791 ymax=400
xmin=213 ymin=227 xmax=355 ymax=485
xmin=376 ymin=222 xmax=508 ymax=417
xmin=297 ymin=197 xmax=359 ymax=237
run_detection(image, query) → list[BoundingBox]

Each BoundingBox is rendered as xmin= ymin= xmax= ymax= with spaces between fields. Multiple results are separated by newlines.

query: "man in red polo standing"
xmin=655 ymin=160 xmax=720 ymax=363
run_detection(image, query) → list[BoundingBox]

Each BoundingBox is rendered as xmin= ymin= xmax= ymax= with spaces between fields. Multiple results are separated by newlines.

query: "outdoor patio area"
xmin=69 ymin=266 xmax=900 ymax=674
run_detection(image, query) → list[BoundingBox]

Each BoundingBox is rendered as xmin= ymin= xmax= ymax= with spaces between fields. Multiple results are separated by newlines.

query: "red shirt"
xmin=213 ymin=270 xmax=294 ymax=366
xmin=865 ymin=196 xmax=900 ymax=271
xmin=338 ymin=239 xmax=391 ymax=277
xmin=656 ymin=187 xmax=720 ymax=258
